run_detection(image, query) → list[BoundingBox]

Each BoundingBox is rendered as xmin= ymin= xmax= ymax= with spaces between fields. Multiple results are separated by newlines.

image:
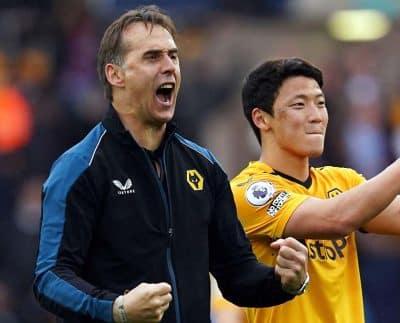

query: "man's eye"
xmin=146 ymin=53 xmax=158 ymax=60
xmin=291 ymin=102 xmax=304 ymax=108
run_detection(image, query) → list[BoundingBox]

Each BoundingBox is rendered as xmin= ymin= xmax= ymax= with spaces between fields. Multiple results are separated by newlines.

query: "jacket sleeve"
xmin=33 ymin=154 xmax=118 ymax=322
xmin=208 ymin=164 xmax=295 ymax=307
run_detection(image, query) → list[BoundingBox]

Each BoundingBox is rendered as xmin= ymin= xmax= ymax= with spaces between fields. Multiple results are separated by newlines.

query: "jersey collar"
xmin=101 ymin=105 xmax=177 ymax=150
xmin=249 ymin=161 xmax=312 ymax=189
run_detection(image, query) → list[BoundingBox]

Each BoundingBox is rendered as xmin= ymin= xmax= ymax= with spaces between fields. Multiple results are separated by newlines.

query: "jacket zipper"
xmin=142 ymin=146 xmax=182 ymax=323
xmin=161 ymin=147 xmax=182 ymax=323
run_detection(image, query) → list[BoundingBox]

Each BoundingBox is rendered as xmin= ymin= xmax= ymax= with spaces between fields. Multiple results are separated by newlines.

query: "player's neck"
xmin=260 ymin=147 xmax=310 ymax=182
xmin=117 ymin=111 xmax=166 ymax=151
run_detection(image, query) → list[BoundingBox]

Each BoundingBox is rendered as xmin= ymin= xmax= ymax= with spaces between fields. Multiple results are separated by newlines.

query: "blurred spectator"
xmin=341 ymin=52 xmax=390 ymax=178
xmin=388 ymin=78 xmax=400 ymax=158
xmin=357 ymin=233 xmax=400 ymax=323
xmin=0 ymin=280 xmax=19 ymax=323
xmin=0 ymin=50 xmax=33 ymax=154
xmin=0 ymin=85 xmax=33 ymax=154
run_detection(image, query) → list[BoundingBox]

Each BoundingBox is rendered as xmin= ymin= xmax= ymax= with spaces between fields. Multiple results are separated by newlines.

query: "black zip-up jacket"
xmin=33 ymin=107 xmax=294 ymax=323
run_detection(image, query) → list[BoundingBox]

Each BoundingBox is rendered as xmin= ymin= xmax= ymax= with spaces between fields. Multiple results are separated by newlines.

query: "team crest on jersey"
xmin=245 ymin=181 xmax=275 ymax=206
xmin=327 ymin=188 xmax=342 ymax=199
xmin=186 ymin=169 xmax=204 ymax=191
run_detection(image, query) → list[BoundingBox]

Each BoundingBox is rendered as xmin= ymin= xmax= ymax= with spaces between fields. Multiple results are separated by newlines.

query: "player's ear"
xmin=252 ymin=107 xmax=272 ymax=131
xmin=105 ymin=63 xmax=125 ymax=88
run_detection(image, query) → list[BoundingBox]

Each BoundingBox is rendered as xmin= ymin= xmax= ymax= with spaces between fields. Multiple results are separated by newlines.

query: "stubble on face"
xmin=116 ymin=23 xmax=181 ymax=120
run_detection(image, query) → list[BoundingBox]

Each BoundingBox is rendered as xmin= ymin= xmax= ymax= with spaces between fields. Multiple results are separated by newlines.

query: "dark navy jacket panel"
xmin=33 ymin=107 xmax=293 ymax=323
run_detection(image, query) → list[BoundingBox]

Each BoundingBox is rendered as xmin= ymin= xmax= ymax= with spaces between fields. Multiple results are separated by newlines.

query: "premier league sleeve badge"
xmin=245 ymin=181 xmax=275 ymax=206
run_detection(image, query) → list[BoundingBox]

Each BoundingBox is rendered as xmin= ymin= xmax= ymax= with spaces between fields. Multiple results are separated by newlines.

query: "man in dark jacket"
xmin=33 ymin=5 xmax=309 ymax=323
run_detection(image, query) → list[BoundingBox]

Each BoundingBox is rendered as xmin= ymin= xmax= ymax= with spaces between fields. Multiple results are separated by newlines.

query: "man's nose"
xmin=308 ymin=104 xmax=323 ymax=122
xmin=161 ymin=54 xmax=177 ymax=74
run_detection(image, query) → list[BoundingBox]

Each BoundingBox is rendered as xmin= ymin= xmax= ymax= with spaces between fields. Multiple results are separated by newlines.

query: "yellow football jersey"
xmin=231 ymin=161 xmax=366 ymax=323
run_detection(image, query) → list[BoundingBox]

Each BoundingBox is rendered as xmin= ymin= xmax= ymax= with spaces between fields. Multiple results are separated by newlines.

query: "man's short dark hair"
xmin=242 ymin=57 xmax=323 ymax=144
xmin=97 ymin=5 xmax=176 ymax=101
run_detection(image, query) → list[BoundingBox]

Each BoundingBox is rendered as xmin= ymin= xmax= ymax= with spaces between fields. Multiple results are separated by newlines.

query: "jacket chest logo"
xmin=186 ymin=170 xmax=204 ymax=191
xmin=113 ymin=178 xmax=135 ymax=195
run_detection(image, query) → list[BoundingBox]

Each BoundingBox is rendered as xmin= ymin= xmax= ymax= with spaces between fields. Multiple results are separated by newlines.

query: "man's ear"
xmin=105 ymin=63 xmax=125 ymax=88
xmin=252 ymin=107 xmax=272 ymax=131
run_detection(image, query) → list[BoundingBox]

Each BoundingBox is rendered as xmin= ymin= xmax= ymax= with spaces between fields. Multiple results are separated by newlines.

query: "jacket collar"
xmin=102 ymin=104 xmax=177 ymax=150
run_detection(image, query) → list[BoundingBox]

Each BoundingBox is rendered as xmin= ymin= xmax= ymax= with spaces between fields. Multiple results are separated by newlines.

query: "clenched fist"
xmin=271 ymin=237 xmax=309 ymax=295
xmin=113 ymin=282 xmax=172 ymax=322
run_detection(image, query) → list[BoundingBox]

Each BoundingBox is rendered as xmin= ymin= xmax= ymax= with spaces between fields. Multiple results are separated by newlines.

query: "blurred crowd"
xmin=0 ymin=1 xmax=400 ymax=323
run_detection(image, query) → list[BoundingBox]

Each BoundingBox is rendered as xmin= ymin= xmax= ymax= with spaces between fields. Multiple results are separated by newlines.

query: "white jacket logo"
xmin=113 ymin=179 xmax=135 ymax=195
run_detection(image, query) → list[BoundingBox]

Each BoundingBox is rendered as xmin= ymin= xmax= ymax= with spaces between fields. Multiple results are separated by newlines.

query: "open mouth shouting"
xmin=156 ymin=82 xmax=175 ymax=106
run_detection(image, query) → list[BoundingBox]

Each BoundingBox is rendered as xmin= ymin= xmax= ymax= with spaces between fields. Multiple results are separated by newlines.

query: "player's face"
xmin=270 ymin=76 xmax=328 ymax=158
xmin=117 ymin=22 xmax=181 ymax=126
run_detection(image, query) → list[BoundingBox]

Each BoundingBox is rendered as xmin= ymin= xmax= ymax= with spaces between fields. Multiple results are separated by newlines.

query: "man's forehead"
xmin=281 ymin=77 xmax=323 ymax=95
xmin=123 ymin=22 xmax=174 ymax=42
xmin=121 ymin=22 xmax=176 ymax=53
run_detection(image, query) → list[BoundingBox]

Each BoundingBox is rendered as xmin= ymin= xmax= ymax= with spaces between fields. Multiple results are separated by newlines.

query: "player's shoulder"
xmin=311 ymin=165 xmax=365 ymax=187
xmin=230 ymin=161 xmax=282 ymax=202
xmin=232 ymin=162 xmax=275 ymax=185
xmin=45 ymin=124 xmax=106 ymax=186
xmin=174 ymin=133 xmax=220 ymax=165
xmin=312 ymin=165 xmax=361 ymax=178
